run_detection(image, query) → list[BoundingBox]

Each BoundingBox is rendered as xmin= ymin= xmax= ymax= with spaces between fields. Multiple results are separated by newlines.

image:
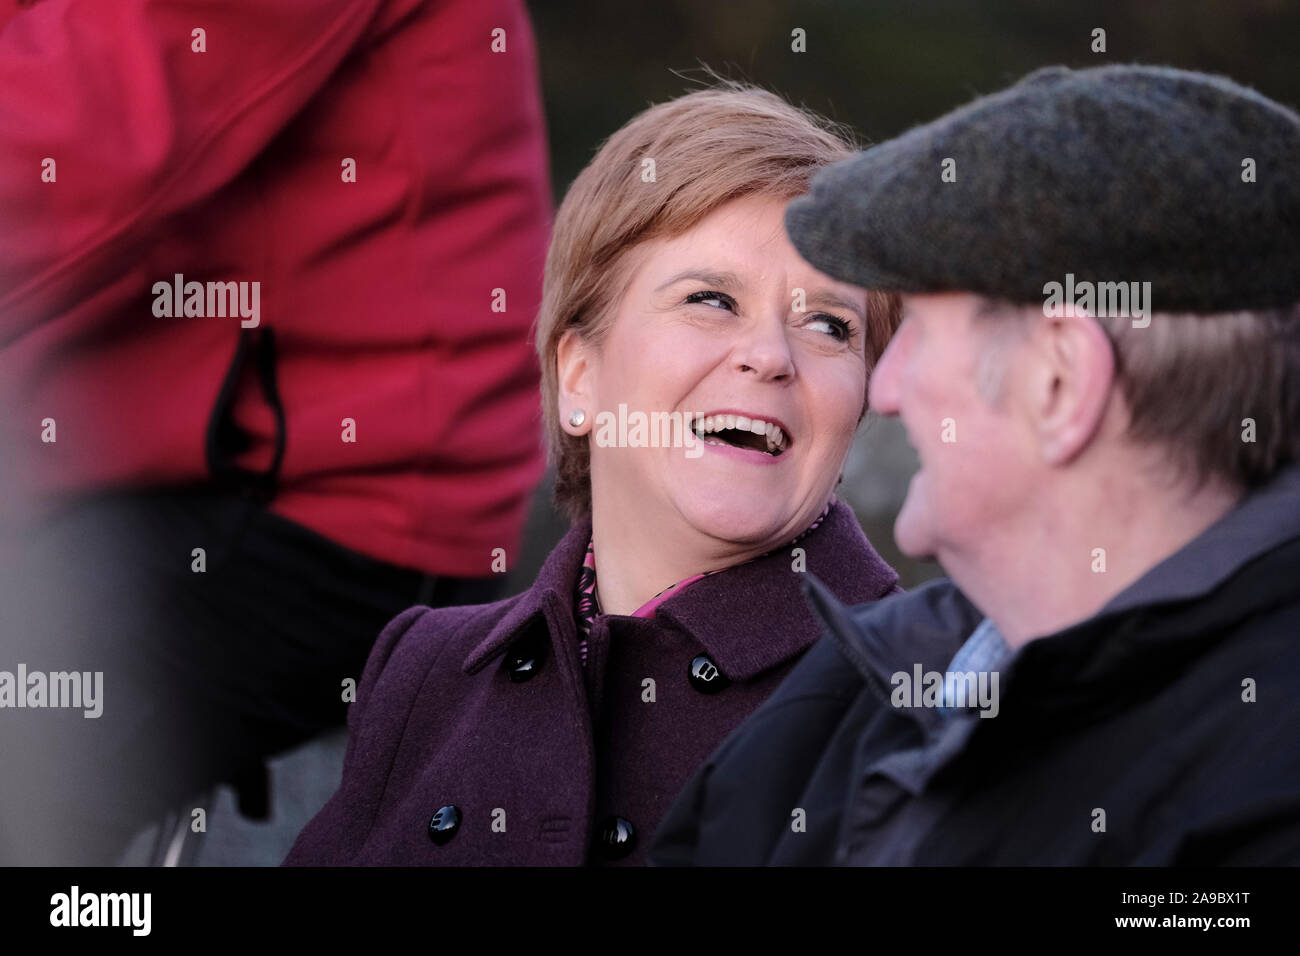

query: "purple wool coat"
xmin=283 ymin=499 xmax=900 ymax=866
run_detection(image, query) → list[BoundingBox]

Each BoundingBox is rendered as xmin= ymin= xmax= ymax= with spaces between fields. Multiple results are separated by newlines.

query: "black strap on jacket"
xmin=204 ymin=326 xmax=286 ymax=507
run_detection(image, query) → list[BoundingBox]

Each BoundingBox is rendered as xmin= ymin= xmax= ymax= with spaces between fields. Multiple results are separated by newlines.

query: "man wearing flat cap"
xmin=649 ymin=64 xmax=1300 ymax=866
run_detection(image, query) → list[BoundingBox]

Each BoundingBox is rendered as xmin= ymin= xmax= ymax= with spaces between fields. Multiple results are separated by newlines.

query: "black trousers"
xmin=0 ymin=487 xmax=505 ymax=865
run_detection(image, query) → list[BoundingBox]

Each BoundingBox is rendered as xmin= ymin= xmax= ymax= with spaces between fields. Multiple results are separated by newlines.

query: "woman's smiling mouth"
xmin=691 ymin=411 xmax=790 ymax=458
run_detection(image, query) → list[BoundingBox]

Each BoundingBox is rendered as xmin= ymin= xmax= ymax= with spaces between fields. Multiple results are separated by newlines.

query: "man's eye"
xmin=805 ymin=314 xmax=853 ymax=342
xmin=685 ymin=290 xmax=736 ymax=311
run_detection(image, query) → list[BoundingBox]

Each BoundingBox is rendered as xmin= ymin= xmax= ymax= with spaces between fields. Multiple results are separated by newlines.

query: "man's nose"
xmin=868 ymin=333 xmax=903 ymax=415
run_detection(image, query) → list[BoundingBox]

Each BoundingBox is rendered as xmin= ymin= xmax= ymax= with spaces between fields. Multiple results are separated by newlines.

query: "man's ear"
xmin=1028 ymin=311 xmax=1116 ymax=466
xmin=556 ymin=328 xmax=595 ymax=432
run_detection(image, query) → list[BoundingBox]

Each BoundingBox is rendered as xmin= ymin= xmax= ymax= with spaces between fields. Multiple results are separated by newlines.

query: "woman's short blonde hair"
xmin=535 ymin=82 xmax=901 ymax=520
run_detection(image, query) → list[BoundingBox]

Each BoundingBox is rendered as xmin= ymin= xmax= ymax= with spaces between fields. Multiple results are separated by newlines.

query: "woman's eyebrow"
xmin=654 ymin=269 xmax=742 ymax=293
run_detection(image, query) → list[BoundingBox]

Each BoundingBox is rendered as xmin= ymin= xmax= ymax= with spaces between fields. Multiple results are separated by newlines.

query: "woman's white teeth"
xmin=693 ymin=414 xmax=788 ymax=454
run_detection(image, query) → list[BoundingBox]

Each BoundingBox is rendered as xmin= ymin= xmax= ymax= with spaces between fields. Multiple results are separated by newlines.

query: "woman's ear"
xmin=556 ymin=328 xmax=595 ymax=433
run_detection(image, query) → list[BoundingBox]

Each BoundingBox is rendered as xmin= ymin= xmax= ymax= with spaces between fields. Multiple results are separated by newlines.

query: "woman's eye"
xmin=684 ymin=290 xmax=736 ymax=311
xmin=805 ymin=313 xmax=853 ymax=342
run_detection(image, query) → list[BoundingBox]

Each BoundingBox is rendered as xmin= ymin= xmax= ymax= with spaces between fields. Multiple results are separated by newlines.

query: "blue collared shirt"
xmin=937 ymin=617 xmax=1011 ymax=717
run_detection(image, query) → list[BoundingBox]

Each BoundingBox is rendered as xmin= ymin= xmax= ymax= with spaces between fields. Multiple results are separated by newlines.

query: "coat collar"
xmin=462 ymin=516 xmax=592 ymax=675
xmin=1097 ymin=461 xmax=1300 ymax=616
xmin=463 ymin=499 xmax=900 ymax=681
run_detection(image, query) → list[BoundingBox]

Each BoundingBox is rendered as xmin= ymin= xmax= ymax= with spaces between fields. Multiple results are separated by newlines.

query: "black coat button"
xmin=428 ymin=805 xmax=461 ymax=845
xmin=689 ymin=654 xmax=729 ymax=694
xmin=503 ymin=631 xmax=547 ymax=683
xmin=597 ymin=816 xmax=636 ymax=860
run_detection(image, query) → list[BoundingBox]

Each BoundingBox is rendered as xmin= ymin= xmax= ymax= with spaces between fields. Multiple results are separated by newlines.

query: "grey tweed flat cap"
xmin=785 ymin=64 xmax=1300 ymax=313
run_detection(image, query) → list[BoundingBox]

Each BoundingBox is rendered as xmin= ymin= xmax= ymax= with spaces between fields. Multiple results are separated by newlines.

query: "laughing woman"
xmin=285 ymin=84 xmax=901 ymax=866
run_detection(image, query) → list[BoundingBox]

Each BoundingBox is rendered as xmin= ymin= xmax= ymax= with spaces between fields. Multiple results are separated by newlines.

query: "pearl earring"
xmin=568 ymin=409 xmax=586 ymax=428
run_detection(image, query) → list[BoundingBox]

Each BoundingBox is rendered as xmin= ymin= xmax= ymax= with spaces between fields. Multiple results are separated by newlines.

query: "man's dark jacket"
xmin=650 ymin=465 xmax=1300 ymax=865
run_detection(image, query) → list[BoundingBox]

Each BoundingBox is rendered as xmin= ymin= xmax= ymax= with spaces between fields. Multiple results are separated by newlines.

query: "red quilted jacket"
xmin=0 ymin=0 xmax=552 ymax=576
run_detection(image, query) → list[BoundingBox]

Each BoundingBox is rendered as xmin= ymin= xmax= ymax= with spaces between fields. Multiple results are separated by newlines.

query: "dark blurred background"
xmin=508 ymin=0 xmax=1300 ymax=594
